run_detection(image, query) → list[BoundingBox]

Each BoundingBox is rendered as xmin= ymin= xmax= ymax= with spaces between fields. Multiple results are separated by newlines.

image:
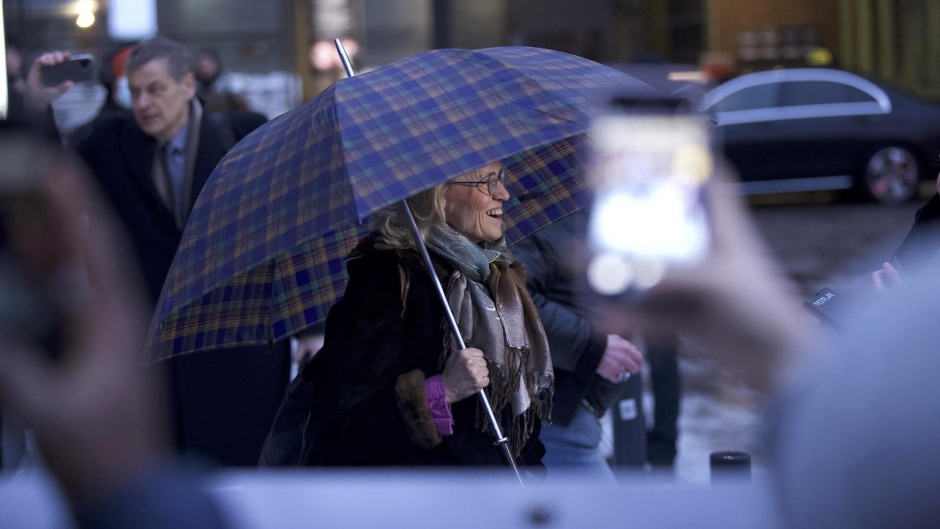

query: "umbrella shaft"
xmin=335 ymin=38 xmax=355 ymax=77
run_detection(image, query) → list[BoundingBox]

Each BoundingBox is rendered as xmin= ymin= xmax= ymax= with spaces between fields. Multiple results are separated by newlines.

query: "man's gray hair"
xmin=125 ymin=36 xmax=193 ymax=81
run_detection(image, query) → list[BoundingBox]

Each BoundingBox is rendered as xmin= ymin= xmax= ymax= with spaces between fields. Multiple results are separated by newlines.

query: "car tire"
xmin=862 ymin=145 xmax=921 ymax=204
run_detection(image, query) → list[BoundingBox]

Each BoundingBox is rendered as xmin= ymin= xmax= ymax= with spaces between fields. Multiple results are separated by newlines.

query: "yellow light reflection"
xmin=76 ymin=10 xmax=95 ymax=28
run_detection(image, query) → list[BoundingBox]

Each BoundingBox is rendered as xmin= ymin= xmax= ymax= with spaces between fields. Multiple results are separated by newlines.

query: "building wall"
xmin=705 ymin=0 xmax=940 ymax=98
xmin=361 ymin=0 xmax=432 ymax=66
xmin=451 ymin=0 xmax=509 ymax=50
xmin=508 ymin=0 xmax=614 ymax=62
xmin=158 ymin=0 xmax=291 ymax=74
xmin=838 ymin=0 xmax=940 ymax=97
xmin=706 ymin=0 xmax=841 ymax=65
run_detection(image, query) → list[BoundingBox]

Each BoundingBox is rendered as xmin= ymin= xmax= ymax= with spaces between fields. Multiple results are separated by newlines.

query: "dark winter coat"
xmin=302 ymin=234 xmax=545 ymax=467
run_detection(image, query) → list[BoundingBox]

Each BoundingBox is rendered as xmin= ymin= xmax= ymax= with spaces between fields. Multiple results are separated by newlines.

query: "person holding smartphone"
xmin=28 ymin=38 xmax=285 ymax=468
xmin=633 ymin=166 xmax=940 ymax=528
xmin=872 ymin=173 xmax=940 ymax=291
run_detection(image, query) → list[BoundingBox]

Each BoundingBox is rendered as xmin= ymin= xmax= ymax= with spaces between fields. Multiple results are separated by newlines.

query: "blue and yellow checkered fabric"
xmin=148 ymin=46 xmax=657 ymax=360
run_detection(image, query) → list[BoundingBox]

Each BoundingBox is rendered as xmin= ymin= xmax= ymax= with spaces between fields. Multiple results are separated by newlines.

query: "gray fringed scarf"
xmin=425 ymin=224 xmax=553 ymax=457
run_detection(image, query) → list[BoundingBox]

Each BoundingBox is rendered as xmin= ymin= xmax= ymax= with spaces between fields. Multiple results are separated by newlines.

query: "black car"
xmin=700 ymin=68 xmax=940 ymax=203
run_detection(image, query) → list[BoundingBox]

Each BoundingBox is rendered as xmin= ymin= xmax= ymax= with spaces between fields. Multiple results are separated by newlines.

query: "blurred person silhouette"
xmin=641 ymin=333 xmax=681 ymax=470
xmin=632 ymin=166 xmax=940 ymax=528
xmin=278 ymin=164 xmax=553 ymax=469
xmin=192 ymin=48 xmax=249 ymax=113
xmin=512 ymin=208 xmax=643 ymax=480
xmin=5 ymin=39 xmax=26 ymax=96
xmin=0 ymin=130 xmax=230 ymax=529
xmin=30 ymin=38 xmax=284 ymax=468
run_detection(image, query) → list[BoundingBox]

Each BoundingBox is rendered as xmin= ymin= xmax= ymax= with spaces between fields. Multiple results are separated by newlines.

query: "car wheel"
xmin=863 ymin=146 xmax=921 ymax=204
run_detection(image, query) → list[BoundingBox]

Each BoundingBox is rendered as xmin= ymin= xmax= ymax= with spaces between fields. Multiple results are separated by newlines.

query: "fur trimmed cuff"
xmin=395 ymin=369 xmax=443 ymax=449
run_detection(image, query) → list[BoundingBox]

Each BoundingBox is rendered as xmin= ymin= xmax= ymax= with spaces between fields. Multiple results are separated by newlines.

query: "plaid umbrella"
xmin=148 ymin=46 xmax=658 ymax=360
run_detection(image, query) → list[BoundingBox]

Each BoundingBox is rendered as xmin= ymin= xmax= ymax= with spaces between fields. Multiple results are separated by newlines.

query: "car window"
xmin=709 ymin=84 xmax=779 ymax=112
xmin=779 ymin=81 xmax=877 ymax=106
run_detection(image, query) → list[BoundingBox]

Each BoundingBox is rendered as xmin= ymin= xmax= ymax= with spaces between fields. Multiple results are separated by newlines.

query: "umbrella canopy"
xmin=148 ymin=46 xmax=658 ymax=360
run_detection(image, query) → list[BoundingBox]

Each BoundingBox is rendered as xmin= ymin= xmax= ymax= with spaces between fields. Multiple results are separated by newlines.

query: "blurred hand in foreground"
xmin=632 ymin=166 xmax=814 ymax=393
xmin=0 ymin=136 xmax=171 ymax=509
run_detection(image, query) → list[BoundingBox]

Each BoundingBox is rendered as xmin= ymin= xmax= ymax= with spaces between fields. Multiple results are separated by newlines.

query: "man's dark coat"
xmin=73 ymin=109 xmax=265 ymax=305
xmin=74 ymin=108 xmax=285 ymax=467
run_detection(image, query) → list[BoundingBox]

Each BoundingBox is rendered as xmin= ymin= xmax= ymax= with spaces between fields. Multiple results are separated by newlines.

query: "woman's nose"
xmin=493 ymin=179 xmax=510 ymax=200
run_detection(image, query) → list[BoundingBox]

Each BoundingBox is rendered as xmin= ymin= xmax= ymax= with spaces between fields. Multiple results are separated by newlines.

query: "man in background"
xmin=193 ymin=48 xmax=249 ymax=113
xmin=33 ymin=37 xmax=286 ymax=467
xmin=65 ymin=37 xmax=265 ymax=306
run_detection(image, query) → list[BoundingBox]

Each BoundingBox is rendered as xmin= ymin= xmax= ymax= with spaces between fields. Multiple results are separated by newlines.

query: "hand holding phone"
xmin=40 ymin=54 xmax=96 ymax=87
xmin=626 ymin=167 xmax=814 ymax=393
xmin=24 ymin=51 xmax=82 ymax=109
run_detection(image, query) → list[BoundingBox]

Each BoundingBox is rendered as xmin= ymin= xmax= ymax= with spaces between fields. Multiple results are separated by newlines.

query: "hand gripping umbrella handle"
xmin=334 ymin=39 xmax=524 ymax=486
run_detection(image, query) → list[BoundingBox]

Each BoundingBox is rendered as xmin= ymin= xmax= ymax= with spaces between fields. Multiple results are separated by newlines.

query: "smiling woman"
xmin=290 ymin=163 xmax=553 ymax=470
xmin=442 ymin=163 xmax=510 ymax=244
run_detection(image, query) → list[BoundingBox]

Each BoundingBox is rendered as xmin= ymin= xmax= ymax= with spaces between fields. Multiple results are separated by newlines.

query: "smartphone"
xmin=0 ymin=136 xmax=72 ymax=360
xmin=802 ymin=287 xmax=843 ymax=328
xmin=586 ymin=95 xmax=714 ymax=295
xmin=40 ymin=54 xmax=97 ymax=87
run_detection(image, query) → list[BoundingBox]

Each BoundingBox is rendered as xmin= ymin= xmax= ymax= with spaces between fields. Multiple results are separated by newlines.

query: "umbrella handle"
xmin=334 ymin=38 xmax=525 ymax=486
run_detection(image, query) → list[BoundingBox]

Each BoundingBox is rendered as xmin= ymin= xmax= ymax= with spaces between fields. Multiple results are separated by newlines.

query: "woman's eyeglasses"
xmin=446 ymin=168 xmax=506 ymax=196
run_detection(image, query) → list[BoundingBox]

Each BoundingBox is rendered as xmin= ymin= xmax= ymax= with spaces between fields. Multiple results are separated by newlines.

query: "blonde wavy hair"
xmin=374 ymin=185 xmax=448 ymax=251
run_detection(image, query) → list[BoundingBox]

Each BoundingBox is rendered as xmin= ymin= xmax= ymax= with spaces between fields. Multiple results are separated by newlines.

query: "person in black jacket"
xmin=29 ymin=38 xmax=284 ymax=467
xmin=512 ymin=208 xmax=644 ymax=480
xmin=300 ymin=163 xmax=552 ymax=469
xmin=73 ymin=38 xmax=266 ymax=307
xmin=26 ymin=39 xmax=266 ymax=307
xmin=872 ymin=186 xmax=940 ymax=290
